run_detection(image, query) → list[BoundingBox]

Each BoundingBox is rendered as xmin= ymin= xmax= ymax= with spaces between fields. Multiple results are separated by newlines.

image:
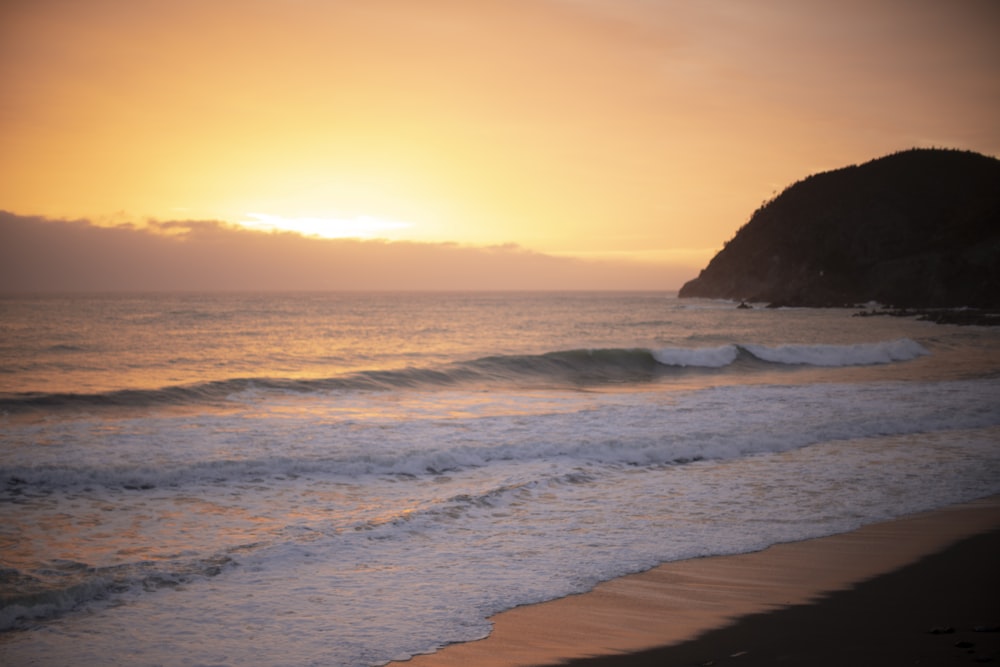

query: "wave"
xmin=742 ymin=338 xmax=929 ymax=366
xmin=0 ymin=555 xmax=235 ymax=631
xmin=9 ymin=376 xmax=995 ymax=500
xmin=0 ymin=339 xmax=929 ymax=413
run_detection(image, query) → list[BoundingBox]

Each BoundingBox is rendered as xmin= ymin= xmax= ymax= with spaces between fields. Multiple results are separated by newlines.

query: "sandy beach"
xmin=398 ymin=495 xmax=1000 ymax=667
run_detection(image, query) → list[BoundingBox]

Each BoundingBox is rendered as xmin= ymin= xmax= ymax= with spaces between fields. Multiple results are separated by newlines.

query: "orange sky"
xmin=1 ymin=0 xmax=998 ymax=288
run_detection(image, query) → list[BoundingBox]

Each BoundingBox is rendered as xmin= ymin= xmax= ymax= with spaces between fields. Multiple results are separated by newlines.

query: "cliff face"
xmin=678 ymin=149 xmax=1000 ymax=307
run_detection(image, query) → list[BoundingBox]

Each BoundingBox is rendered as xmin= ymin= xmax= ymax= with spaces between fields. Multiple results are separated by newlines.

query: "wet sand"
xmin=396 ymin=495 xmax=1000 ymax=666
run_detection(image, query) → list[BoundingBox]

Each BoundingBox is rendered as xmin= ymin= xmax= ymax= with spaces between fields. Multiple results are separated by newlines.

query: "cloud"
xmin=0 ymin=212 xmax=695 ymax=292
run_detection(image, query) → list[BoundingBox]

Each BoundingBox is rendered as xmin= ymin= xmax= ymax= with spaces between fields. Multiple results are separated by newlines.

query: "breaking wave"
xmin=0 ymin=339 xmax=929 ymax=413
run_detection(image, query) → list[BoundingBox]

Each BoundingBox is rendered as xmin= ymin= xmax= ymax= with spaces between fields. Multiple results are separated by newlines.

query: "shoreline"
xmin=396 ymin=495 xmax=1000 ymax=666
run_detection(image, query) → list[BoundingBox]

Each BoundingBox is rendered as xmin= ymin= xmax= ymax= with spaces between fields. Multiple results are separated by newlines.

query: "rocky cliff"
xmin=678 ymin=149 xmax=1000 ymax=307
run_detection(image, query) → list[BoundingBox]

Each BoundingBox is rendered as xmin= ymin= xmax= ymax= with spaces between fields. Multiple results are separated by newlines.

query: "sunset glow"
xmin=1 ymin=0 xmax=998 ymax=289
xmin=239 ymin=214 xmax=414 ymax=240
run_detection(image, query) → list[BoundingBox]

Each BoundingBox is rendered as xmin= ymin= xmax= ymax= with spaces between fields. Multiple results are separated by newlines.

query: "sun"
xmin=237 ymin=213 xmax=413 ymax=240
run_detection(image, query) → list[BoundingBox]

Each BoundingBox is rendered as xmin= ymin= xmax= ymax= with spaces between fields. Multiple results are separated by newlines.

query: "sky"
xmin=1 ymin=0 xmax=998 ymax=290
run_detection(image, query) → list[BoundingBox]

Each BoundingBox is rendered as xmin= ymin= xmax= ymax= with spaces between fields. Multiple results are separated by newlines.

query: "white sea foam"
xmin=650 ymin=339 xmax=927 ymax=370
xmin=652 ymin=344 xmax=739 ymax=367
xmin=3 ymin=378 xmax=997 ymax=492
xmin=742 ymin=338 xmax=929 ymax=366
xmin=5 ymin=424 xmax=999 ymax=665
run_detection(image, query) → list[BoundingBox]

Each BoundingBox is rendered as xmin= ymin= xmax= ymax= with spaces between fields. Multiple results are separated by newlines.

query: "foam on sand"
xmin=398 ymin=495 xmax=1000 ymax=667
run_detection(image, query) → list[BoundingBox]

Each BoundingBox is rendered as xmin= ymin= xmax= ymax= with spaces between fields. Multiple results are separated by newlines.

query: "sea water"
xmin=2 ymin=292 xmax=999 ymax=666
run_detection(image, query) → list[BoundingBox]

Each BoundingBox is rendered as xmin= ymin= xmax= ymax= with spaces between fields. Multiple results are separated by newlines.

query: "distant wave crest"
xmin=652 ymin=345 xmax=740 ymax=367
xmin=740 ymin=338 xmax=929 ymax=367
xmin=0 ymin=339 xmax=929 ymax=413
xmin=653 ymin=339 xmax=928 ymax=368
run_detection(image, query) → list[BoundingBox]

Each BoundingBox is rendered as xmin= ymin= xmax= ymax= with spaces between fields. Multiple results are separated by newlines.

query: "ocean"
xmin=2 ymin=291 xmax=999 ymax=667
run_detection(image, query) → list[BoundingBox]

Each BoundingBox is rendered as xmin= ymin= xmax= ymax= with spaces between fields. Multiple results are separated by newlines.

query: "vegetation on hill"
xmin=678 ymin=149 xmax=1000 ymax=308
